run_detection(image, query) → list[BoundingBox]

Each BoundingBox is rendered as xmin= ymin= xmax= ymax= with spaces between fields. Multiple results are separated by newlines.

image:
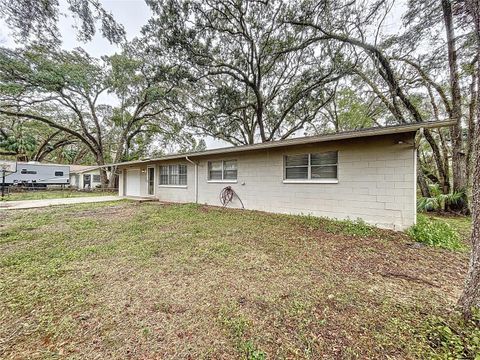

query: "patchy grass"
xmin=2 ymin=190 xmax=115 ymax=201
xmin=0 ymin=202 xmax=471 ymax=359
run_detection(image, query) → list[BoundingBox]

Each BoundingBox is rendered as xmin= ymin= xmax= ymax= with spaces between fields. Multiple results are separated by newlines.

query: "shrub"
xmin=417 ymin=184 xmax=465 ymax=212
xmin=297 ymin=215 xmax=375 ymax=237
xmin=420 ymin=311 xmax=480 ymax=359
xmin=407 ymin=214 xmax=463 ymax=250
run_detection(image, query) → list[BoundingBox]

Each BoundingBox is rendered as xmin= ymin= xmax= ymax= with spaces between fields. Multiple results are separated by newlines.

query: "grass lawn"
xmin=1 ymin=190 xmax=116 ymax=202
xmin=0 ymin=202 xmax=471 ymax=359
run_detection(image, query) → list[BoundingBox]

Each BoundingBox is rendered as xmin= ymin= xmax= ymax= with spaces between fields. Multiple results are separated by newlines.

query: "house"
xmin=113 ymin=121 xmax=454 ymax=230
xmin=69 ymin=165 xmax=103 ymax=189
xmin=1 ymin=161 xmax=70 ymax=187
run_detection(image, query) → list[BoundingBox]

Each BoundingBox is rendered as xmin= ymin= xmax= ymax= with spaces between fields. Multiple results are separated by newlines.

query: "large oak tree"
xmin=143 ymin=0 xmax=349 ymax=145
xmin=0 ymin=45 xmax=187 ymax=186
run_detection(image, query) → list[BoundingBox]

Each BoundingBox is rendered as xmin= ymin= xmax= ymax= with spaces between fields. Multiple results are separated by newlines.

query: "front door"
xmin=83 ymin=174 xmax=91 ymax=188
xmin=147 ymin=167 xmax=155 ymax=196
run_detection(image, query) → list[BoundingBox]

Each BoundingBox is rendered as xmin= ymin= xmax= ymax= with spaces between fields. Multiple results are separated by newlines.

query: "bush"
xmin=417 ymin=184 xmax=465 ymax=213
xmin=407 ymin=214 xmax=463 ymax=250
xmin=297 ymin=215 xmax=375 ymax=237
xmin=420 ymin=311 xmax=480 ymax=359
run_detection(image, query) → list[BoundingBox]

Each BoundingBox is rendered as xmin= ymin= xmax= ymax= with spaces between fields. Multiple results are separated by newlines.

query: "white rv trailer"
xmin=2 ymin=161 xmax=70 ymax=187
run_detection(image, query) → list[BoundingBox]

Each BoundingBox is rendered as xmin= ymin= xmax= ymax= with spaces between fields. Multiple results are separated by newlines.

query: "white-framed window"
xmin=93 ymin=175 xmax=101 ymax=182
xmin=208 ymin=160 xmax=237 ymax=181
xmin=284 ymin=151 xmax=338 ymax=180
xmin=159 ymin=164 xmax=187 ymax=185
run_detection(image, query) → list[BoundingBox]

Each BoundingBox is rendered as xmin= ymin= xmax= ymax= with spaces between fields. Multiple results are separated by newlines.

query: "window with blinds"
xmin=284 ymin=151 xmax=338 ymax=180
xmin=208 ymin=160 xmax=237 ymax=181
xmin=159 ymin=164 xmax=187 ymax=185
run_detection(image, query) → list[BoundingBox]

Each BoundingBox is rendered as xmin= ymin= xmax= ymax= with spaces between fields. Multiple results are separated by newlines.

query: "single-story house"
xmin=112 ymin=120 xmax=454 ymax=230
xmin=69 ymin=165 xmax=103 ymax=189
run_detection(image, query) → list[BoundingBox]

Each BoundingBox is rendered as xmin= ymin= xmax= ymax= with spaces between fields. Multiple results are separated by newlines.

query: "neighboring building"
xmin=69 ymin=165 xmax=103 ymax=189
xmin=113 ymin=121 xmax=454 ymax=231
xmin=1 ymin=161 xmax=70 ymax=186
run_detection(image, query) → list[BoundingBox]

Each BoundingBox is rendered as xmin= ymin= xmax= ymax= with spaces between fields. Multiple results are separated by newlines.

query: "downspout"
xmin=185 ymin=156 xmax=198 ymax=204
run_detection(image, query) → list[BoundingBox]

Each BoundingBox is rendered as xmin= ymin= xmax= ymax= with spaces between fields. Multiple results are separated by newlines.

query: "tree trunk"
xmin=442 ymin=0 xmax=468 ymax=212
xmin=458 ymin=102 xmax=480 ymax=319
xmin=466 ymin=66 xmax=478 ymax=189
xmin=95 ymin=153 xmax=109 ymax=188
xmin=417 ymin=150 xmax=432 ymax=198
xmin=256 ymin=98 xmax=266 ymax=142
xmin=108 ymin=166 xmax=118 ymax=188
xmin=424 ymin=128 xmax=451 ymax=194
xmin=100 ymin=167 xmax=109 ymax=188
xmin=458 ymin=0 xmax=480 ymax=320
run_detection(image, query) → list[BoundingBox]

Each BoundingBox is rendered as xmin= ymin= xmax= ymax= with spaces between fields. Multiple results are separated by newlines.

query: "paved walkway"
xmin=0 ymin=196 xmax=122 ymax=210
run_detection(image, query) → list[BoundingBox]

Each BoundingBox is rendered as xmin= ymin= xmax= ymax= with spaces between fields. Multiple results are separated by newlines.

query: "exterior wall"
xmin=118 ymin=169 xmax=124 ymax=195
xmin=119 ymin=165 xmax=149 ymax=197
xmin=118 ymin=133 xmax=416 ymax=230
xmin=70 ymin=170 xmax=102 ymax=189
xmin=119 ymin=161 xmax=194 ymax=200
xmin=69 ymin=174 xmax=79 ymax=187
xmin=155 ymin=160 xmax=195 ymax=203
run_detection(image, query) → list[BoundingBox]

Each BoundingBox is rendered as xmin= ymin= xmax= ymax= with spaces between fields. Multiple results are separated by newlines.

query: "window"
xmin=208 ymin=160 xmax=237 ymax=181
xmin=55 ymin=171 xmax=64 ymax=177
xmin=20 ymin=169 xmax=37 ymax=175
xmin=284 ymin=151 xmax=338 ymax=181
xmin=93 ymin=175 xmax=101 ymax=182
xmin=179 ymin=164 xmax=187 ymax=185
xmin=159 ymin=164 xmax=187 ymax=185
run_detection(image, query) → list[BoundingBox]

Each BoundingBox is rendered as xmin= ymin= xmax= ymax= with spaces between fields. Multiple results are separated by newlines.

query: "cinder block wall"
xmin=120 ymin=132 xmax=416 ymax=230
xmin=194 ymin=133 xmax=416 ymax=230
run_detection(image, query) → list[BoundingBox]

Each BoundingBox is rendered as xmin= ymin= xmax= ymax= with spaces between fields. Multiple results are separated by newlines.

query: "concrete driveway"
xmin=0 ymin=196 xmax=122 ymax=210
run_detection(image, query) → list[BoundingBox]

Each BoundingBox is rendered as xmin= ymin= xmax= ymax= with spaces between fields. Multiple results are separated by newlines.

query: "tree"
xmin=319 ymin=86 xmax=378 ymax=132
xmin=104 ymin=43 xmax=200 ymax=186
xmin=457 ymin=0 xmax=480 ymax=320
xmin=0 ymin=117 xmax=76 ymax=161
xmin=0 ymin=44 xmax=200 ymax=186
xmin=287 ymin=0 xmax=476 ymax=212
xmin=144 ymin=0 xmax=347 ymax=145
xmin=0 ymin=0 xmax=125 ymax=44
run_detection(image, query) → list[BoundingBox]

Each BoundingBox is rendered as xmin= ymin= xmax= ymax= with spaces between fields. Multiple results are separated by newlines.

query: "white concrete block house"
xmin=114 ymin=121 xmax=453 ymax=230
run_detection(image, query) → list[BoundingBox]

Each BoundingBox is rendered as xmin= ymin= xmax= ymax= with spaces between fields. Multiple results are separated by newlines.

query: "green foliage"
xmin=219 ymin=306 xmax=266 ymax=359
xmin=0 ymin=0 xmax=125 ymax=44
xmin=0 ymin=123 xmax=37 ymax=155
xmin=144 ymin=0 xmax=346 ymax=145
xmin=420 ymin=311 xmax=480 ymax=359
xmin=243 ymin=340 xmax=267 ymax=360
xmin=336 ymin=88 xmax=375 ymax=131
xmin=417 ymin=184 xmax=466 ymax=212
xmin=407 ymin=214 xmax=463 ymax=250
xmin=298 ymin=215 xmax=375 ymax=237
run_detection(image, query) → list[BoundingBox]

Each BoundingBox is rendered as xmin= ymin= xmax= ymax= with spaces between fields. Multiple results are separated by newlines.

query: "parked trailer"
xmin=3 ymin=162 xmax=70 ymax=187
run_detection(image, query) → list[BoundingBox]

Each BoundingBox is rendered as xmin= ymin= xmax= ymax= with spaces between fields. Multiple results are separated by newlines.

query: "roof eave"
xmin=111 ymin=120 xmax=456 ymax=167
